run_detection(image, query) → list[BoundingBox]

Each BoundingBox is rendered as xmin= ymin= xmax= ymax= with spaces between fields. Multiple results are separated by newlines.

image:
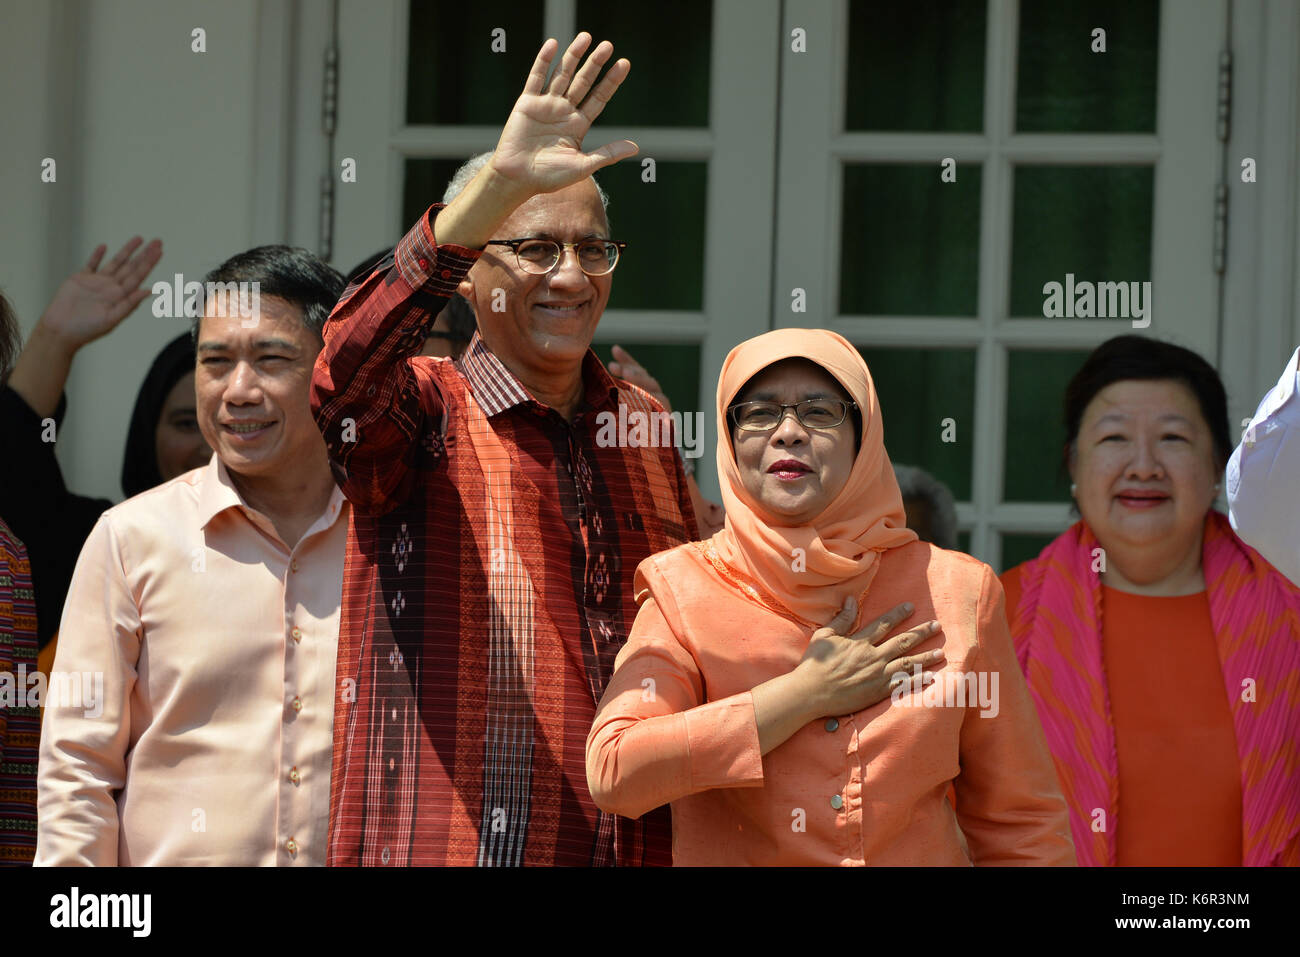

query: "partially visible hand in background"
xmin=608 ymin=343 xmax=726 ymax=538
xmin=41 ymin=238 xmax=163 ymax=350
xmin=8 ymin=237 xmax=163 ymax=418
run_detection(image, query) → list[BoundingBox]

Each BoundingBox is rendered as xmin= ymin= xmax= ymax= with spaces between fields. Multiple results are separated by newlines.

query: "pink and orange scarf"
xmin=1011 ymin=511 xmax=1300 ymax=866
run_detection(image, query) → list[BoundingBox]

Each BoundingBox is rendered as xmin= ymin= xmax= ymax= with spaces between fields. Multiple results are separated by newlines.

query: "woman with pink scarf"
xmin=1002 ymin=335 xmax=1300 ymax=866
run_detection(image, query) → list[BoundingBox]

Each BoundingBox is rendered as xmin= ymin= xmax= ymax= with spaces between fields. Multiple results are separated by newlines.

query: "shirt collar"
xmin=455 ymin=331 xmax=620 ymax=417
xmin=195 ymin=452 xmax=347 ymax=534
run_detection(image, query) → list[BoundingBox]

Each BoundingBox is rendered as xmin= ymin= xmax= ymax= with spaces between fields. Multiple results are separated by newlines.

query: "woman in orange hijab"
xmin=586 ymin=329 xmax=1075 ymax=865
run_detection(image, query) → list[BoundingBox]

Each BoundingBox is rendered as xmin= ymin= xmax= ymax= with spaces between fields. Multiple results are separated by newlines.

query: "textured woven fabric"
xmin=0 ymin=518 xmax=40 ymax=864
xmin=1009 ymin=512 xmax=1300 ymax=866
xmin=313 ymin=205 xmax=695 ymax=866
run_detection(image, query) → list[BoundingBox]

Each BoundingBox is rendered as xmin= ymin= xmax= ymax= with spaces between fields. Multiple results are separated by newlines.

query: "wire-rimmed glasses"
xmin=728 ymin=398 xmax=858 ymax=432
xmin=484 ymin=238 xmax=626 ymax=277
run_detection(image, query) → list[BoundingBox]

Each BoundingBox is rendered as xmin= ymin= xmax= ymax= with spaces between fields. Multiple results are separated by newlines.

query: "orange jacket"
xmin=587 ymin=539 xmax=1076 ymax=866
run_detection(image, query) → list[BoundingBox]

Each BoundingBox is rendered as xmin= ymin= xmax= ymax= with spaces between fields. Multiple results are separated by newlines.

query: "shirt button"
xmin=291 ymin=626 xmax=302 ymax=642
xmin=440 ymin=268 xmax=451 ymax=279
xmin=291 ymin=696 xmax=303 ymax=713
xmin=291 ymin=559 xmax=299 ymax=573
xmin=830 ymin=794 xmax=844 ymax=811
xmin=824 ymin=718 xmax=839 ymax=732
xmin=417 ymin=257 xmax=429 ymax=270
xmin=289 ymin=766 xmax=301 ymax=785
xmin=285 ymin=837 xmax=298 ymax=855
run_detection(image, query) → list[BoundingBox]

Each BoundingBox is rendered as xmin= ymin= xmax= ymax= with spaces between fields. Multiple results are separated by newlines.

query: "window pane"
xmin=575 ymin=0 xmax=711 ymax=127
xmin=841 ymin=164 xmax=982 ymax=316
xmin=845 ymin=0 xmax=986 ymax=132
xmin=1004 ymin=348 xmax=1090 ymax=502
xmin=855 ymin=346 xmax=975 ymax=501
xmin=956 ymin=530 xmax=972 ymax=555
xmin=404 ymin=159 xmax=704 ymax=311
xmin=598 ymin=161 xmax=707 ymax=311
xmin=402 ymin=158 xmax=467 ymax=232
xmin=1008 ymin=165 xmax=1153 ymax=318
xmin=1000 ymin=532 xmax=1061 ymax=573
xmin=589 ymin=342 xmax=702 ymax=426
xmin=406 ymin=2 xmax=545 ymax=125
xmin=1016 ymin=0 xmax=1159 ymax=132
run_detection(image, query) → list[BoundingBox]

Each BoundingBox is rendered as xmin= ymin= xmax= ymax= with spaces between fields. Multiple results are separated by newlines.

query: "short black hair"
xmin=1062 ymin=334 xmax=1232 ymax=472
xmin=0 ymin=289 xmax=19 ymax=383
xmin=346 ymin=247 xmax=394 ymax=288
xmin=190 ymin=245 xmax=345 ymax=349
xmin=439 ymin=293 xmax=477 ymax=344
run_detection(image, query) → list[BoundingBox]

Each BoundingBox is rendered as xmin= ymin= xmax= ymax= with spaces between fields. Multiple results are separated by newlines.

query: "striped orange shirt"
xmin=312 ymin=205 xmax=696 ymax=866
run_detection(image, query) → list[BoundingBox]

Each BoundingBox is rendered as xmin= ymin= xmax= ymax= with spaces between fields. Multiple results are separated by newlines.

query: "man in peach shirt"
xmin=35 ymin=247 xmax=347 ymax=865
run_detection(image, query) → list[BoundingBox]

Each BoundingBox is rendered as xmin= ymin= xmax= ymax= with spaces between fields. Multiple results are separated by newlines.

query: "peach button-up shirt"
xmin=35 ymin=454 xmax=348 ymax=866
xmin=587 ymin=540 xmax=1076 ymax=866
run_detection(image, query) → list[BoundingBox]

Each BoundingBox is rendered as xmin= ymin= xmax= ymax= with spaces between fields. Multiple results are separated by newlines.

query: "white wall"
xmin=3 ymin=0 xmax=1298 ymax=503
xmin=0 ymin=0 xmax=293 ymax=502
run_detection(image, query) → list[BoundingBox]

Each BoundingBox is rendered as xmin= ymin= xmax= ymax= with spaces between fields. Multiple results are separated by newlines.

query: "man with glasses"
xmin=312 ymin=34 xmax=695 ymax=866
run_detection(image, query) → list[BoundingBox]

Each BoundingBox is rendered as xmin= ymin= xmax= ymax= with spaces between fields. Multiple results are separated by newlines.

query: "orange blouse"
xmin=587 ymin=540 xmax=1076 ymax=866
xmin=1002 ymin=565 xmax=1242 ymax=866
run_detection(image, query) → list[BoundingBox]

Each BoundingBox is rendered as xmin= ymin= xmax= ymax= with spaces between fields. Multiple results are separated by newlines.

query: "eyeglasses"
xmin=729 ymin=398 xmax=858 ymax=432
xmin=484 ymin=238 xmax=626 ymax=277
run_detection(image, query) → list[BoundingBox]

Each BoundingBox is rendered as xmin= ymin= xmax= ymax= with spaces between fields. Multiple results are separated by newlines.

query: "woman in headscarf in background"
xmin=1001 ymin=335 xmax=1300 ymax=866
xmin=0 ymin=239 xmax=210 ymax=673
xmin=586 ymin=328 xmax=1074 ymax=865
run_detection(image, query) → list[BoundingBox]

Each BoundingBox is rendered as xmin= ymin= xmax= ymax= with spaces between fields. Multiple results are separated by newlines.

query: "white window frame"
xmin=774 ymin=0 xmax=1226 ymax=569
xmin=306 ymin=0 xmax=781 ymax=498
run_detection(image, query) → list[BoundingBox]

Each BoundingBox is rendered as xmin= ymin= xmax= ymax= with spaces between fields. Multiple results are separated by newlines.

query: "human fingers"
xmin=578 ymin=57 xmax=631 ymax=128
xmin=102 ymin=237 xmax=144 ymax=277
xmin=875 ymin=623 xmax=944 ymax=667
xmin=547 ymin=32 xmax=592 ymax=98
xmin=106 ymin=288 xmax=152 ymax=324
xmin=579 ymin=136 xmax=638 ymax=175
xmin=522 ymin=38 xmax=560 ymax=96
xmin=851 ymin=601 xmax=914 ymax=643
xmin=566 ymin=38 xmax=613 ymax=104
xmin=812 ymin=595 xmax=857 ymax=641
xmin=84 ymin=244 xmax=107 ymax=272
xmin=119 ymin=239 xmax=163 ymax=291
xmin=611 ymin=343 xmax=638 ymax=368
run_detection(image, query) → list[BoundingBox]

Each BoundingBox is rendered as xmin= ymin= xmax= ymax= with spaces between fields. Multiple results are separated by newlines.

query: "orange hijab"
xmin=709 ymin=329 xmax=917 ymax=627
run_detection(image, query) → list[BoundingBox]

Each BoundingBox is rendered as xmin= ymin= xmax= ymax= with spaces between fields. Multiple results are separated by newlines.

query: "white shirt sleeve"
xmin=1226 ymin=346 xmax=1300 ymax=586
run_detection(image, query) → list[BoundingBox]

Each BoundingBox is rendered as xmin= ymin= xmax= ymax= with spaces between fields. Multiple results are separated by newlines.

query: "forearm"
xmin=432 ymin=164 xmax=534 ymax=250
xmin=751 ymin=666 xmax=819 ymax=755
xmin=587 ymin=692 xmax=764 ymax=819
xmin=7 ymin=323 xmax=75 ymax=420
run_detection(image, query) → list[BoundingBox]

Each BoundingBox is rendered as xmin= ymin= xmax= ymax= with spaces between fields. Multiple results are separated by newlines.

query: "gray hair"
xmin=893 ymin=463 xmax=959 ymax=550
xmin=442 ymin=151 xmax=611 ymax=227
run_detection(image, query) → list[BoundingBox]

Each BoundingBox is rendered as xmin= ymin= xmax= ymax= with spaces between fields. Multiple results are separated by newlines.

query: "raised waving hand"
xmin=435 ymin=34 xmax=635 ymax=249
